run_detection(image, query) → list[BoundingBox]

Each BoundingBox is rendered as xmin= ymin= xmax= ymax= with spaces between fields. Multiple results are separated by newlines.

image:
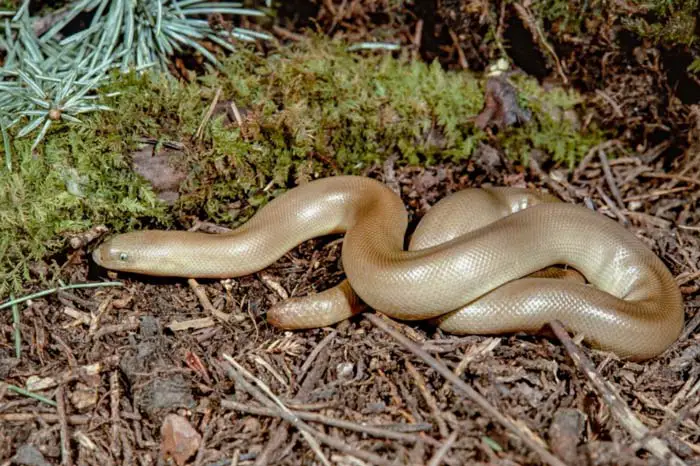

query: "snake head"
xmin=92 ymin=233 xmax=139 ymax=271
xmin=91 ymin=231 xmax=176 ymax=276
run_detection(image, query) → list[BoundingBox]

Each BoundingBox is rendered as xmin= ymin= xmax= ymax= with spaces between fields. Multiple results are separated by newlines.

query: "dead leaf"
xmin=131 ymin=145 xmax=188 ymax=205
xmin=69 ymin=382 xmax=99 ymax=411
xmin=475 ymin=75 xmax=532 ymax=130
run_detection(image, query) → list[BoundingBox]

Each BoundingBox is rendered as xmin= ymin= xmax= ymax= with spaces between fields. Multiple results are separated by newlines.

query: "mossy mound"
xmin=0 ymin=38 xmax=603 ymax=296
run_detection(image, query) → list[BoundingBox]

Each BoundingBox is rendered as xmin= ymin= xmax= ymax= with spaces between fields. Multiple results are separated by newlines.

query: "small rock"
xmin=136 ymin=375 xmax=196 ymax=418
xmin=13 ymin=444 xmax=51 ymax=466
xmin=27 ymin=261 xmax=50 ymax=279
xmin=0 ymin=357 xmax=20 ymax=379
xmin=160 ymin=414 xmax=202 ymax=466
xmin=336 ymin=362 xmax=354 ymax=381
xmin=549 ymin=408 xmax=586 ymax=464
xmin=139 ymin=315 xmax=161 ymax=337
xmin=131 ymin=146 xmax=188 ymax=205
xmin=473 ymin=143 xmax=503 ymax=170
xmin=475 ymin=72 xmax=532 ymax=130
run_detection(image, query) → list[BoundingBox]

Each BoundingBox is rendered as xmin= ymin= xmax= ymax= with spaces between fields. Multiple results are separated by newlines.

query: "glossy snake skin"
xmin=93 ymin=176 xmax=684 ymax=360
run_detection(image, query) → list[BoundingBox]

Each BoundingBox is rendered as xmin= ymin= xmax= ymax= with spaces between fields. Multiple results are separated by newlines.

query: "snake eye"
xmin=119 ymin=252 xmax=128 ymax=261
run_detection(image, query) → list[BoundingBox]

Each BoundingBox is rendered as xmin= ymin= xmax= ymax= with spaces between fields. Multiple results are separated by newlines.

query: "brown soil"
xmin=3 ymin=148 xmax=699 ymax=465
xmin=2 ymin=1 xmax=700 ymax=465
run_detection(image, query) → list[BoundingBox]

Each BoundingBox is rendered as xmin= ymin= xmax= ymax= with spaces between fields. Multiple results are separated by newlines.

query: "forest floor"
xmin=1 ymin=1 xmax=699 ymax=465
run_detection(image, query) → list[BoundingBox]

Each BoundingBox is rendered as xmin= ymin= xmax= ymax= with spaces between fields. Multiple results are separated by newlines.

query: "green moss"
xmin=529 ymin=0 xmax=607 ymax=36
xmin=623 ymin=0 xmax=698 ymax=46
xmin=0 ymin=107 xmax=167 ymax=294
xmin=0 ymin=38 xmax=603 ymax=297
xmin=526 ymin=0 xmax=697 ymax=48
xmin=689 ymin=58 xmax=700 ymax=74
xmin=503 ymin=75 xmax=602 ymax=167
xmin=176 ymin=42 xmax=489 ymax=223
xmin=0 ymin=0 xmax=19 ymax=10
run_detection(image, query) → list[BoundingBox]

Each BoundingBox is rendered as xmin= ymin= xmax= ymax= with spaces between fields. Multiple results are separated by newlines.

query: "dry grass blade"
xmin=195 ymin=87 xmax=222 ymax=141
xmin=0 ymin=413 xmax=97 ymax=424
xmin=549 ymin=320 xmax=688 ymax=466
xmin=365 ymin=313 xmax=568 ymax=466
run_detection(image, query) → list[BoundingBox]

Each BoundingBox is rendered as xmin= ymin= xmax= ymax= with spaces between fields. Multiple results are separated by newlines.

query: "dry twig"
xmin=221 ymin=399 xmax=439 ymax=446
xmin=0 ymin=413 xmax=98 ymax=424
xmin=411 ymin=19 xmax=423 ymax=62
xmin=229 ymin=99 xmax=247 ymax=139
xmin=188 ymin=278 xmax=231 ymax=322
xmin=298 ymin=329 xmax=338 ymax=383
xmin=223 ymin=354 xmax=405 ymax=466
xmin=679 ymin=307 xmax=700 ymax=342
xmin=549 ymin=320 xmax=688 ymax=466
xmin=224 ymin=355 xmax=332 ymax=465
xmin=110 ymin=371 xmax=120 ymax=454
xmin=572 ymin=140 xmax=622 ymax=181
xmin=405 ymin=360 xmax=449 ymax=438
xmin=448 ymin=29 xmax=468 ymax=69
xmin=598 ymin=148 xmax=625 ymax=209
xmin=255 ymin=421 xmax=289 ymax=466
xmin=512 ymin=2 xmax=567 ymax=83
xmin=56 ymin=386 xmax=72 ymax=466
xmin=365 ymin=314 xmax=567 ymax=466
xmin=426 ymin=431 xmax=458 ymax=466
xmin=639 ymin=172 xmax=700 ymax=187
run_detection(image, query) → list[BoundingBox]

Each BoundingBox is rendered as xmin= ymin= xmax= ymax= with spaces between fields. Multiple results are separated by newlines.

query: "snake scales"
xmin=93 ymin=176 xmax=684 ymax=360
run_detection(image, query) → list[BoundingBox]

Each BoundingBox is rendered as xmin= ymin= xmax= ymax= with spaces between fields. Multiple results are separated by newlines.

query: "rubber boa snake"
xmin=92 ymin=176 xmax=684 ymax=360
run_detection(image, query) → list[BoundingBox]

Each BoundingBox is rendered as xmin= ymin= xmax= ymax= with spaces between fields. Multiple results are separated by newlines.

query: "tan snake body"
xmin=92 ymin=176 xmax=684 ymax=360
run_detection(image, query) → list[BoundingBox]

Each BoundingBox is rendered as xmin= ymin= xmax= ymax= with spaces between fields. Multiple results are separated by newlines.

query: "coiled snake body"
xmin=93 ymin=176 xmax=684 ymax=360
